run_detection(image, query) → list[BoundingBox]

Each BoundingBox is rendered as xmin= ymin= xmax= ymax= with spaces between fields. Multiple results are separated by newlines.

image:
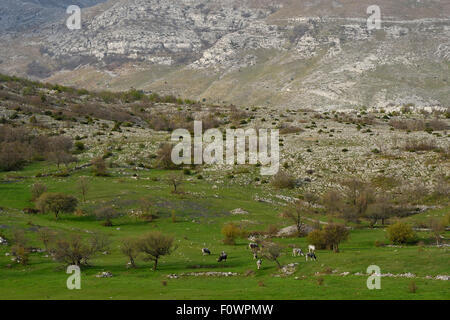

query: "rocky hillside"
xmin=0 ymin=0 xmax=449 ymax=110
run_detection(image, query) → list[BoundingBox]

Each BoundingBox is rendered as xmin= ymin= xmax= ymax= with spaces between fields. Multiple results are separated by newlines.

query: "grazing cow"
xmin=218 ymin=251 xmax=227 ymax=262
xmin=23 ymin=208 xmax=40 ymax=214
xmin=202 ymin=248 xmax=211 ymax=255
xmin=305 ymin=252 xmax=317 ymax=261
xmin=308 ymin=245 xmax=316 ymax=253
xmin=292 ymin=248 xmax=304 ymax=257
xmin=256 ymin=259 xmax=262 ymax=270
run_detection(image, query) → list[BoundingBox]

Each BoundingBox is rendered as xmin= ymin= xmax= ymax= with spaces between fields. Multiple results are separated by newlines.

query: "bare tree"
xmin=281 ymin=200 xmax=311 ymax=237
xmin=37 ymin=227 xmax=56 ymax=251
xmin=51 ymin=233 xmax=109 ymax=267
xmin=77 ymin=177 xmax=90 ymax=202
xmin=168 ymin=173 xmax=183 ymax=193
xmin=31 ymin=183 xmax=47 ymax=201
xmin=94 ymin=206 xmax=120 ymax=226
xmin=429 ymin=218 xmax=445 ymax=245
xmin=261 ymin=242 xmax=283 ymax=269
xmin=121 ymin=238 xmax=139 ymax=268
xmin=137 ymin=231 xmax=176 ymax=271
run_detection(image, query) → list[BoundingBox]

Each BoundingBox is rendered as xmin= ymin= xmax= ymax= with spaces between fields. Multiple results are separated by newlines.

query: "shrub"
xmin=271 ymin=171 xmax=296 ymax=189
xmin=36 ymin=193 xmax=78 ymax=219
xmin=0 ymin=142 xmax=28 ymax=171
xmin=307 ymin=224 xmax=349 ymax=252
xmin=74 ymin=141 xmax=85 ymax=152
xmin=221 ymin=222 xmax=243 ymax=245
xmin=156 ymin=143 xmax=179 ymax=170
xmin=307 ymin=229 xmax=327 ymax=250
xmin=91 ymin=157 xmax=108 ymax=176
xmin=322 ymin=223 xmax=350 ymax=252
xmin=402 ymin=137 xmax=437 ymax=152
xmin=387 ymin=222 xmax=416 ymax=244
xmin=94 ymin=206 xmax=120 ymax=226
xmin=10 ymin=229 xmax=29 ymax=265
xmin=408 ymin=281 xmax=417 ymax=293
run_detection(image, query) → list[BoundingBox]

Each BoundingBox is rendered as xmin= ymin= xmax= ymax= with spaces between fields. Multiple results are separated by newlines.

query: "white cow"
xmin=308 ymin=245 xmax=316 ymax=253
xmin=256 ymin=259 xmax=262 ymax=270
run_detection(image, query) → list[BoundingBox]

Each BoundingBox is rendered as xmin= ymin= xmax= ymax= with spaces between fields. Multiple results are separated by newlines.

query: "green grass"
xmin=0 ymin=163 xmax=449 ymax=300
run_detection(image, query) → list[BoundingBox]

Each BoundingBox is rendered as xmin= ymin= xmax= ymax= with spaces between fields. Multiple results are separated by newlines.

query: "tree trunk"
xmin=275 ymin=259 xmax=281 ymax=269
xmin=153 ymin=258 xmax=158 ymax=271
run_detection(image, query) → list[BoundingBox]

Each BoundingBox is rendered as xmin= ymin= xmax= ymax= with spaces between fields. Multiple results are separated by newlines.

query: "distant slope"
xmin=0 ymin=0 xmax=449 ymax=109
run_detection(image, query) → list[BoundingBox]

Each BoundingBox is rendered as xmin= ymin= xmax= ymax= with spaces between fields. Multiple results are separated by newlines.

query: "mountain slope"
xmin=0 ymin=0 xmax=449 ymax=109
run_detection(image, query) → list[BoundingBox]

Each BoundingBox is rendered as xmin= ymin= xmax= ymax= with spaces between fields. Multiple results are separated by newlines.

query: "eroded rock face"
xmin=42 ymin=0 xmax=280 ymax=65
xmin=1 ymin=0 xmax=450 ymax=109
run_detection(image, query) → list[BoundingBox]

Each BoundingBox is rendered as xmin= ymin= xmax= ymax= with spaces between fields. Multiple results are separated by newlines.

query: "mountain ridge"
xmin=0 ymin=0 xmax=449 ymax=110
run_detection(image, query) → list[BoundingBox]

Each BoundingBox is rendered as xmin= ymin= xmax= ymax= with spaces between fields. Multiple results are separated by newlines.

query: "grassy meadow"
xmin=0 ymin=161 xmax=449 ymax=300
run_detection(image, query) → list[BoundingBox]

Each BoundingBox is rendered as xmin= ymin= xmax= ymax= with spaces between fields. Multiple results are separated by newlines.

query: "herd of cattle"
xmin=201 ymin=243 xmax=318 ymax=270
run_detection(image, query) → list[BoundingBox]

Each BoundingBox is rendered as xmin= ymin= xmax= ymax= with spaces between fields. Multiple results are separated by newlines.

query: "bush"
xmin=156 ymin=143 xmax=179 ymax=170
xmin=307 ymin=229 xmax=327 ymax=250
xmin=271 ymin=171 xmax=296 ymax=189
xmin=408 ymin=281 xmax=417 ymax=293
xmin=307 ymin=223 xmax=350 ymax=252
xmin=91 ymin=157 xmax=108 ymax=176
xmin=94 ymin=206 xmax=120 ymax=226
xmin=0 ymin=142 xmax=28 ymax=171
xmin=402 ymin=137 xmax=437 ymax=152
xmin=387 ymin=222 xmax=416 ymax=244
xmin=36 ymin=193 xmax=78 ymax=219
xmin=221 ymin=222 xmax=244 ymax=245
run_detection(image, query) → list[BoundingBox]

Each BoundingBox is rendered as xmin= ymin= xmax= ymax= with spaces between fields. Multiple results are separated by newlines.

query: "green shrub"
xmin=387 ymin=222 xmax=417 ymax=244
xmin=36 ymin=193 xmax=78 ymax=219
xmin=307 ymin=229 xmax=327 ymax=250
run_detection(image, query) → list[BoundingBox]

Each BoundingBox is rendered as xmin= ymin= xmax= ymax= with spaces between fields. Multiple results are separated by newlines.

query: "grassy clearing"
xmin=0 ymin=163 xmax=449 ymax=300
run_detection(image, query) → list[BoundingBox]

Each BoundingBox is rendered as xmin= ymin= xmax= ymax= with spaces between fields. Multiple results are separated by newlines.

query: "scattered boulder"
xmin=96 ymin=271 xmax=113 ymax=278
xmin=280 ymin=263 xmax=298 ymax=276
xmin=276 ymin=224 xmax=313 ymax=237
xmin=230 ymin=208 xmax=248 ymax=215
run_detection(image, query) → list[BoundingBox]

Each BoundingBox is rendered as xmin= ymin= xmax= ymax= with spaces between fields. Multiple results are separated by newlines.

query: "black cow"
xmin=218 ymin=251 xmax=227 ymax=262
xmin=306 ymin=252 xmax=317 ymax=261
xmin=202 ymin=248 xmax=211 ymax=255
